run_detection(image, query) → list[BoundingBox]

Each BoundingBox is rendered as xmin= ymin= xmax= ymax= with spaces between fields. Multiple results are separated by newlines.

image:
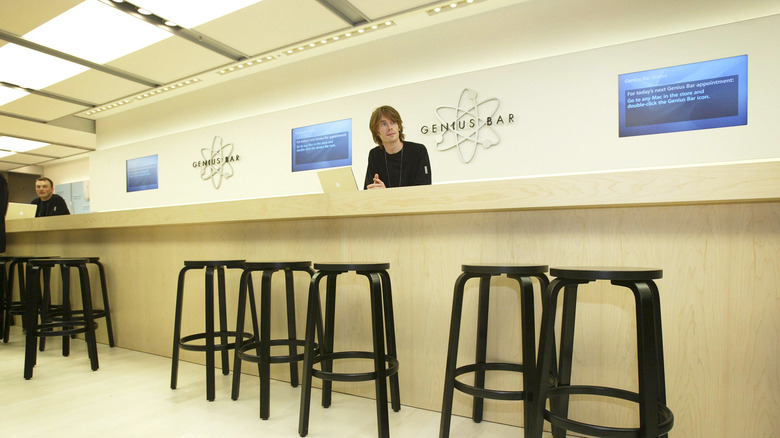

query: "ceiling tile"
xmin=0 ymin=152 xmax=51 ymax=165
xmin=194 ymin=0 xmax=347 ymax=56
xmin=44 ymin=69 xmax=151 ymax=108
xmin=107 ymin=36 xmax=233 ymax=84
xmin=32 ymin=144 xmax=91 ymax=158
xmin=0 ymin=94 xmax=87 ymax=121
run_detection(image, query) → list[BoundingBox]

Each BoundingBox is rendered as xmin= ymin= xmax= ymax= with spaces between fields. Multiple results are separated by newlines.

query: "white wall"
xmin=90 ymin=12 xmax=780 ymax=211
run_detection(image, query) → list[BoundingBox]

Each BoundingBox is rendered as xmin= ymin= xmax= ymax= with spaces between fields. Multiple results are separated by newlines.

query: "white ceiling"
xmin=0 ymin=0 xmax=778 ymax=173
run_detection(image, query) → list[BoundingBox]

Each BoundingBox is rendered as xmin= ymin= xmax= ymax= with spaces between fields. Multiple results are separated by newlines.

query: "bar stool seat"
xmin=23 ymin=258 xmax=99 ymax=379
xmin=439 ymin=264 xmax=548 ymax=438
xmin=298 ymin=262 xmax=400 ymax=438
xmin=531 ymin=267 xmax=674 ymax=438
xmin=231 ymin=261 xmax=314 ymax=420
xmin=170 ymin=260 xmax=248 ymax=401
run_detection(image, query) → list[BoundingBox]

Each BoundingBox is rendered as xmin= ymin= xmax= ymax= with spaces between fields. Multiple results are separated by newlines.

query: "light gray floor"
xmin=0 ymin=327 xmax=547 ymax=437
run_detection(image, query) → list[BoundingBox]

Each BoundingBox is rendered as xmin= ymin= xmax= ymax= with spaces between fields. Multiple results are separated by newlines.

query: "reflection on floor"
xmin=0 ymin=327 xmax=548 ymax=437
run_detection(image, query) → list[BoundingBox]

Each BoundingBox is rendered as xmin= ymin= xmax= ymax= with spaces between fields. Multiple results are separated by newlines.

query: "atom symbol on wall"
xmin=434 ymin=88 xmax=501 ymax=163
xmin=201 ymin=136 xmax=234 ymax=189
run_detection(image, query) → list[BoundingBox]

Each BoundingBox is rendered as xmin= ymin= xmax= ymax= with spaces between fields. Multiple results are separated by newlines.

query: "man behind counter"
xmin=31 ymin=177 xmax=70 ymax=217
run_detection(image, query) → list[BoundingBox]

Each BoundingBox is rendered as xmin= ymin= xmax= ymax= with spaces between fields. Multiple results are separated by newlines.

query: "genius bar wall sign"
xmin=618 ymin=55 xmax=748 ymax=137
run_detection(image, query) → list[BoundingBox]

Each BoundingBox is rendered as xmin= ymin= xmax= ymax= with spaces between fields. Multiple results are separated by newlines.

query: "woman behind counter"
xmin=364 ymin=105 xmax=432 ymax=189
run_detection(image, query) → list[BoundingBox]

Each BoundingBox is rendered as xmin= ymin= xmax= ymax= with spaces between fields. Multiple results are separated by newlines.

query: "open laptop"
xmin=317 ymin=166 xmax=358 ymax=193
xmin=6 ymin=202 xmax=38 ymax=219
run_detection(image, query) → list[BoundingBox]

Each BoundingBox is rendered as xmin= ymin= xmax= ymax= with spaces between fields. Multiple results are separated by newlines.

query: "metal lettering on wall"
xmin=192 ymin=136 xmax=240 ymax=189
xmin=421 ymin=89 xmax=514 ymax=163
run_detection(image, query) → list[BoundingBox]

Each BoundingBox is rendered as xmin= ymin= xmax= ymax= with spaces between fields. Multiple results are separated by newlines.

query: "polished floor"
xmin=0 ymin=327 xmax=548 ymax=437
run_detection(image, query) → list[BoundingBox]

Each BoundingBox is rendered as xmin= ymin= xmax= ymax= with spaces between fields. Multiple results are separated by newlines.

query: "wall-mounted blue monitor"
xmin=619 ymin=55 xmax=747 ymax=137
xmin=292 ymin=118 xmax=352 ymax=172
xmin=126 ymin=154 xmax=159 ymax=192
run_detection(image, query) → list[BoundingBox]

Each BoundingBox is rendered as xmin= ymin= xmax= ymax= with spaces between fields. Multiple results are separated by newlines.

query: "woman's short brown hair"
xmin=369 ymin=105 xmax=405 ymax=148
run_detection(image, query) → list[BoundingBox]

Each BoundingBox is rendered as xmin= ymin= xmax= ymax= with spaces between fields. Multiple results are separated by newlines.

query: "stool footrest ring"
xmin=544 ymin=385 xmax=674 ymax=438
xmin=179 ymin=331 xmax=253 ymax=352
xmin=237 ymin=339 xmax=308 ymax=364
xmin=453 ymin=362 xmax=527 ymax=401
xmin=35 ymin=320 xmax=98 ymax=337
xmin=311 ymin=351 xmax=399 ymax=383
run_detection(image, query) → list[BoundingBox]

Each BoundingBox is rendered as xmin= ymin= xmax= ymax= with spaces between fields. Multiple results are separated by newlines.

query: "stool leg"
xmin=59 ymin=265 xmax=72 ymax=356
xmin=217 ymin=266 xmax=230 ymax=375
xmin=321 ymin=273 xmax=338 ymax=408
xmin=2 ymin=263 xmax=12 ymax=343
xmin=472 ymin=275 xmax=491 ymax=423
xmin=38 ymin=266 xmax=52 ymax=352
xmin=205 ymin=266 xmax=217 ymax=401
xmin=648 ymin=280 xmax=669 ymax=438
xmin=439 ymin=272 xmax=472 ymax=438
xmin=379 ymin=270 xmax=401 ymax=412
xmin=170 ymin=267 xmax=191 ymax=390
xmin=284 ymin=269 xmax=300 ymax=387
xmin=617 ymin=280 xmax=663 ymax=438
xmin=94 ymin=261 xmax=115 ymax=347
xmin=367 ymin=272 xmax=390 ymax=438
xmin=529 ymin=278 xmax=565 ymax=438
xmin=511 ymin=274 xmax=538 ymax=433
xmin=231 ymin=269 xmax=252 ymax=400
xmin=549 ymin=282 xmax=580 ymax=438
xmin=76 ymin=264 xmax=99 ymax=371
xmin=259 ymin=269 xmax=274 ymax=420
xmin=23 ymin=265 xmax=41 ymax=379
xmin=299 ymin=271 xmax=326 ymax=437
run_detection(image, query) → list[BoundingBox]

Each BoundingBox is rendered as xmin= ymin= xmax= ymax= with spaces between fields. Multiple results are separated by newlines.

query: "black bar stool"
xmin=231 ymin=261 xmax=314 ymax=419
xmin=38 ymin=257 xmax=115 ymax=351
xmin=3 ymin=256 xmax=57 ymax=343
xmin=170 ymin=260 xmax=248 ymax=401
xmin=530 ymin=267 xmax=674 ymax=438
xmin=24 ymin=258 xmax=99 ymax=379
xmin=298 ymin=263 xmax=400 ymax=438
xmin=440 ymin=264 xmax=549 ymax=438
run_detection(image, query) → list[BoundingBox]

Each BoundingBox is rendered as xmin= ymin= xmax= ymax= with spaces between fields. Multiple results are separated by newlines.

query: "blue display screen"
xmin=126 ymin=154 xmax=159 ymax=192
xmin=291 ymin=118 xmax=352 ymax=172
xmin=619 ymin=55 xmax=747 ymax=137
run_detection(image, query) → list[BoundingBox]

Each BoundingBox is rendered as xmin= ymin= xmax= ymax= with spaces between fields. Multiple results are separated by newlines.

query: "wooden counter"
xmin=8 ymin=160 xmax=780 ymax=232
xmin=5 ymin=160 xmax=779 ymax=437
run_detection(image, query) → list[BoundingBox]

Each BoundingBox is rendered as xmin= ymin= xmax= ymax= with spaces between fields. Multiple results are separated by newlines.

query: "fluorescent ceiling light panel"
xmin=132 ymin=0 xmax=264 ymax=28
xmin=0 ymin=87 xmax=29 ymax=106
xmin=0 ymin=151 xmax=15 ymax=159
xmin=0 ymin=44 xmax=89 ymax=89
xmin=0 ymin=136 xmax=49 ymax=152
xmin=24 ymin=0 xmax=171 ymax=64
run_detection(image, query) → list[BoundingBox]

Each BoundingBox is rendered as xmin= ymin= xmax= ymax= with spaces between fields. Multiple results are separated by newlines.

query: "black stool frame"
xmin=440 ymin=264 xmax=549 ymax=438
xmin=24 ymin=258 xmax=99 ymax=379
xmin=530 ymin=267 xmax=674 ymax=438
xmin=231 ymin=261 xmax=314 ymax=420
xmin=3 ymin=256 xmax=56 ymax=343
xmin=298 ymin=263 xmax=400 ymax=438
xmin=170 ymin=260 xmax=249 ymax=401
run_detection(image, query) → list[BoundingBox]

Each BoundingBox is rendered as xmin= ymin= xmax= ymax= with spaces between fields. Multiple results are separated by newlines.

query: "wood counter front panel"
xmin=7 ymin=201 xmax=778 ymax=437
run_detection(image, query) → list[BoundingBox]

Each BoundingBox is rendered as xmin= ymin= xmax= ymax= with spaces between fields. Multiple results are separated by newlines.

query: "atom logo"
xmin=434 ymin=88 xmax=501 ymax=163
xmin=200 ymin=136 xmax=235 ymax=189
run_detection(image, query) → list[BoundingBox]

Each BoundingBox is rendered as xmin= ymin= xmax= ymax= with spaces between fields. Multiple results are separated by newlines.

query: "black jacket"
xmin=363 ymin=141 xmax=432 ymax=189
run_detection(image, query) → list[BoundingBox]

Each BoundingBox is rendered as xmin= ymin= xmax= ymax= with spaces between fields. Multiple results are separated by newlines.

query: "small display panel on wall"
xmin=291 ymin=118 xmax=352 ymax=172
xmin=126 ymin=154 xmax=159 ymax=192
xmin=618 ymin=55 xmax=747 ymax=137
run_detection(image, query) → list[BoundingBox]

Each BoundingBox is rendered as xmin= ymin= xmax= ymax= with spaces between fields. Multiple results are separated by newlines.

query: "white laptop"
xmin=6 ymin=202 xmax=38 ymax=219
xmin=317 ymin=167 xmax=358 ymax=193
